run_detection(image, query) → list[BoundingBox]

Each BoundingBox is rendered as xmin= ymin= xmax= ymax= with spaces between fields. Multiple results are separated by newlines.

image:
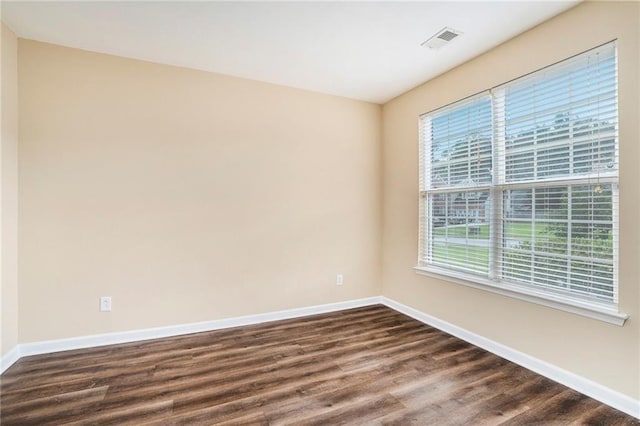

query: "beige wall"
xmin=18 ymin=40 xmax=382 ymax=342
xmin=1 ymin=22 xmax=19 ymax=357
xmin=382 ymin=1 xmax=640 ymax=399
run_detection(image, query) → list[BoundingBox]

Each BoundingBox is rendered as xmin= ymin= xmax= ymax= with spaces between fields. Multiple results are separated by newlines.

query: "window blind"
xmin=496 ymin=42 xmax=618 ymax=303
xmin=419 ymin=41 xmax=619 ymax=307
xmin=420 ymin=94 xmax=493 ymax=275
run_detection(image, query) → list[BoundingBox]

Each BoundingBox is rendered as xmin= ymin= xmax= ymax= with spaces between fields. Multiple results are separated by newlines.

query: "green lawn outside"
xmin=430 ymin=221 xmax=613 ymax=273
xmin=432 ymin=222 xmax=550 ymax=241
xmin=432 ymin=244 xmax=489 ymax=273
xmin=506 ymin=222 xmax=550 ymax=241
xmin=431 ymin=222 xmax=550 ymax=273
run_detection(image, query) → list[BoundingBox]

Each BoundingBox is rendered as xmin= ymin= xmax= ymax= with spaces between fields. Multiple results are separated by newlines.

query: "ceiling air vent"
xmin=421 ymin=27 xmax=462 ymax=50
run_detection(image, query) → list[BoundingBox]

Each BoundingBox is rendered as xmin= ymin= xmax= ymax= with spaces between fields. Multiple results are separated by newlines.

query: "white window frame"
xmin=415 ymin=42 xmax=628 ymax=326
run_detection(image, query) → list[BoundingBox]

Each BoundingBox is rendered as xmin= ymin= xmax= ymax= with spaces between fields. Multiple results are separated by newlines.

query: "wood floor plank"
xmin=0 ymin=385 xmax=109 ymax=424
xmin=63 ymin=399 xmax=174 ymax=426
xmin=1 ymin=305 xmax=637 ymax=425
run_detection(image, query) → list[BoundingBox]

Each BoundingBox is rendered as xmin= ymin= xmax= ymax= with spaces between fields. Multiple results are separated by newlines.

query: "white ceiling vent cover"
xmin=421 ymin=27 xmax=463 ymax=49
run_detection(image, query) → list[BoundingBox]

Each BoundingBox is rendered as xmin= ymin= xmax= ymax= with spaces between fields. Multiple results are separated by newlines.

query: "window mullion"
xmin=612 ymin=183 xmax=619 ymax=304
xmin=421 ymin=117 xmax=432 ymax=191
xmin=567 ymin=186 xmax=573 ymax=289
xmin=531 ymin=188 xmax=536 ymax=285
xmin=419 ymin=117 xmax=432 ymax=266
xmin=490 ymin=88 xmax=506 ymax=281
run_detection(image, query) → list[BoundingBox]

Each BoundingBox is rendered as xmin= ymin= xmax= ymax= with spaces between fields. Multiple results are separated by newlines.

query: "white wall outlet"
xmin=336 ymin=274 xmax=344 ymax=286
xmin=100 ymin=296 xmax=112 ymax=312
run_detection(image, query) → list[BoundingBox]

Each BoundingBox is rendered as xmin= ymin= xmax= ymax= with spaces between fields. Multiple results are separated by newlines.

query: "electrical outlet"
xmin=336 ymin=274 xmax=344 ymax=286
xmin=100 ymin=296 xmax=112 ymax=312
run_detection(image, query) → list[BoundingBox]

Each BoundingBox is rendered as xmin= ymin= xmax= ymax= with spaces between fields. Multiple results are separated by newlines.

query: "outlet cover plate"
xmin=100 ymin=296 xmax=112 ymax=312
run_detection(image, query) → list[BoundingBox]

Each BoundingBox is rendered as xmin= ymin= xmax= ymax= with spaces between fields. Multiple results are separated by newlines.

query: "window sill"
xmin=414 ymin=266 xmax=629 ymax=326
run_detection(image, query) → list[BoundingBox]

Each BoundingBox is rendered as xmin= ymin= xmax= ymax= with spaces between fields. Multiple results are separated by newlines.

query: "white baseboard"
xmin=0 ymin=346 xmax=20 ymax=374
xmin=8 ymin=296 xmax=382 ymax=366
xmin=2 ymin=295 xmax=637 ymax=420
xmin=380 ymin=296 xmax=640 ymax=420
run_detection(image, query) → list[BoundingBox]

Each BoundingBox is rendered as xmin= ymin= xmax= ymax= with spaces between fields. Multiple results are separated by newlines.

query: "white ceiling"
xmin=1 ymin=1 xmax=580 ymax=104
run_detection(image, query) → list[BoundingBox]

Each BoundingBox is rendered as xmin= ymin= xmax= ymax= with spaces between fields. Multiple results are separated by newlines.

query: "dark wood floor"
xmin=1 ymin=305 xmax=637 ymax=425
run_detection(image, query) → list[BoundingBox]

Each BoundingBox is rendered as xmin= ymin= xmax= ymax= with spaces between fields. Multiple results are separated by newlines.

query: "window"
xmin=418 ymin=42 xmax=623 ymax=322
